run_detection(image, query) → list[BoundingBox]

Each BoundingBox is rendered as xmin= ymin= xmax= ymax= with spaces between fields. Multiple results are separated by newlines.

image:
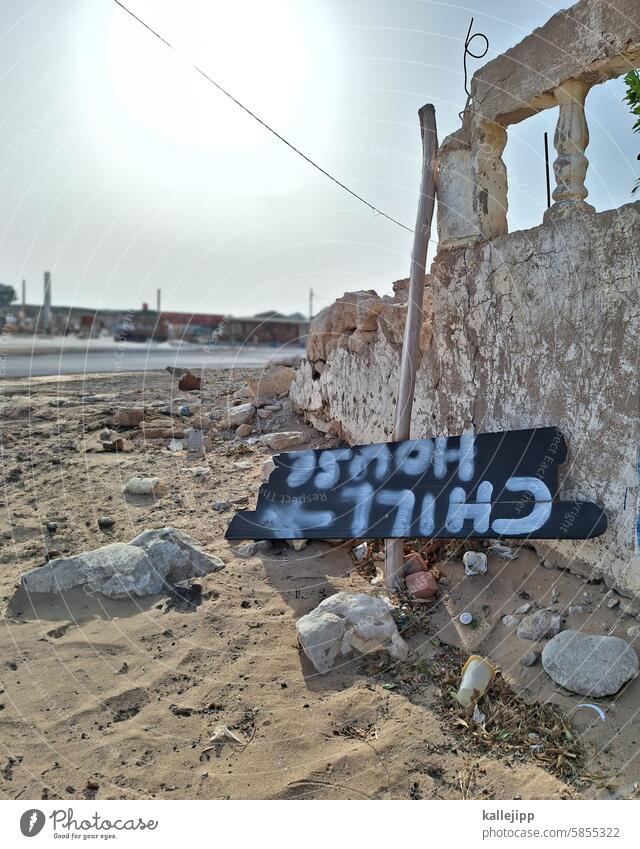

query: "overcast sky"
xmin=0 ymin=0 xmax=637 ymax=317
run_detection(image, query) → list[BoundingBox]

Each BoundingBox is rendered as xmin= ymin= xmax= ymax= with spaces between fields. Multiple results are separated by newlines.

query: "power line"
xmin=111 ymin=0 xmax=414 ymax=234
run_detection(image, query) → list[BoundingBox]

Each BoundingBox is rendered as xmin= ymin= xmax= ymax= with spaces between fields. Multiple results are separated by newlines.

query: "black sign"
xmin=226 ymin=427 xmax=607 ymax=541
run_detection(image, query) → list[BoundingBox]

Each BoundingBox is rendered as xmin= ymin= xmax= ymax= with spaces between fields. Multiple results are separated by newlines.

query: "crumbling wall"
xmin=293 ymin=0 xmax=640 ymax=591
xmin=291 ymin=202 xmax=640 ymax=591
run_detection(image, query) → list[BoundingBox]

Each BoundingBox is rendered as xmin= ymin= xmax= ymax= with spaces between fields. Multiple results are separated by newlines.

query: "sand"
xmin=0 ymin=369 xmax=638 ymax=800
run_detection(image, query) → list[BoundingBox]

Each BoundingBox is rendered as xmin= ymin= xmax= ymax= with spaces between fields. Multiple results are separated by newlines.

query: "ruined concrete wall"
xmin=291 ymin=202 xmax=640 ymax=592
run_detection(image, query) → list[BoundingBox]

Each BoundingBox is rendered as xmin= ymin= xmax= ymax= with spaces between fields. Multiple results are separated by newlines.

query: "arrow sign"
xmin=225 ymin=427 xmax=607 ymax=541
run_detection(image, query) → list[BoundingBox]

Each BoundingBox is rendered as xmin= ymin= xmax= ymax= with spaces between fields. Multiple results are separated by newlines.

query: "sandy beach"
xmin=1 ymin=368 xmax=639 ymax=801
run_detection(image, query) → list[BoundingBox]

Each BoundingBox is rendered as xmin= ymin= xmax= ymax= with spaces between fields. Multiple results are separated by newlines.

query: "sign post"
xmin=384 ymin=104 xmax=438 ymax=588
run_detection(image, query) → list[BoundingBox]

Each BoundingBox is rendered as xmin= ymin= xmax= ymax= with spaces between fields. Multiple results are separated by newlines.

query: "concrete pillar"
xmin=545 ymin=79 xmax=594 ymax=221
xmin=21 ymin=279 xmax=26 ymax=309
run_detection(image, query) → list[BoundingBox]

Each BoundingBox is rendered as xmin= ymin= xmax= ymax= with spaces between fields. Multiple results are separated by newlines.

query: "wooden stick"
xmin=384 ymin=104 xmax=438 ymax=589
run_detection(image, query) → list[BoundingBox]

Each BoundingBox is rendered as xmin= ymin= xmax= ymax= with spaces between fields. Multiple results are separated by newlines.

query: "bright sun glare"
xmin=106 ymin=0 xmax=307 ymax=151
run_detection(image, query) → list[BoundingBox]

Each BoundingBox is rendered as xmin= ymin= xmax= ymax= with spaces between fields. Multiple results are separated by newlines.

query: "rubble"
xmin=225 ymin=403 xmax=255 ymax=427
xmin=183 ymin=428 xmax=211 ymax=456
xmin=113 ymin=408 xmax=144 ymax=427
xmin=178 ymin=372 xmax=201 ymax=391
xmin=296 ymin=592 xmax=408 ymax=674
xmin=516 ymin=609 xmax=562 ymax=642
xmin=140 ymin=420 xmax=187 ymax=439
xmin=123 ymin=477 xmax=167 ymax=497
xmin=245 ymin=365 xmax=295 ymax=399
xmin=21 ymin=527 xmax=224 ymax=598
xmin=259 ymin=431 xmax=306 ymax=451
xmin=406 ymin=571 xmax=438 ymax=599
xmin=235 ymin=423 xmax=252 ymax=438
xmin=542 ymin=630 xmax=639 ymax=696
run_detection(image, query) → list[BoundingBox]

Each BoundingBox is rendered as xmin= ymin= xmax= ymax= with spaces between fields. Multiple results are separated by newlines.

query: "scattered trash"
xmin=463 ymin=551 xmax=488 ymax=576
xmin=352 ymin=542 xmax=368 ymax=561
xmin=459 ymin=611 xmax=473 ymax=626
xmin=455 ymin=655 xmax=496 ymax=707
xmin=575 ymin=703 xmax=606 ymax=722
xmin=490 ymin=542 xmax=518 ymax=560
xmin=472 ymin=704 xmax=486 ymax=724
xmin=178 ymin=405 xmax=192 ymax=417
xmin=200 ymin=725 xmax=246 ymax=760
xmin=168 ymin=439 xmax=183 ymax=451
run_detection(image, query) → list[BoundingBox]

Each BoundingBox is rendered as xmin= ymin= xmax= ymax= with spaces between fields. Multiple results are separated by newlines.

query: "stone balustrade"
xmin=437 ymin=0 xmax=640 ymax=247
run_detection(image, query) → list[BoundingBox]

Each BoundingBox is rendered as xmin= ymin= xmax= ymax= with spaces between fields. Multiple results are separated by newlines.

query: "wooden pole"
xmin=384 ymin=104 xmax=438 ymax=589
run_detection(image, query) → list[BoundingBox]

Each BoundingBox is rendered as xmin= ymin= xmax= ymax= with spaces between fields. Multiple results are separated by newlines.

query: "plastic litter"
xmin=575 ymin=703 xmax=606 ymax=722
xmin=455 ymin=655 xmax=496 ymax=707
xmin=472 ymin=704 xmax=486 ymax=724
xmin=352 ymin=542 xmax=368 ymax=561
xmin=463 ymin=551 xmax=488 ymax=576
xmin=459 ymin=611 xmax=473 ymax=625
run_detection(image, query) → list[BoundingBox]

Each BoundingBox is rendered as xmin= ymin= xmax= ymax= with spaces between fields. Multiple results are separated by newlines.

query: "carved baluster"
xmin=546 ymin=79 xmax=594 ymax=220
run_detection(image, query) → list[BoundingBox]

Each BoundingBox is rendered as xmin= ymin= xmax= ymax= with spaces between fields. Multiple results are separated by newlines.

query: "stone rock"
xmin=123 ymin=477 xmax=167 ymax=498
xmin=568 ymin=605 xmax=586 ymax=615
xmin=502 ymin=614 xmax=519 ymax=627
xmin=606 ymin=597 xmax=620 ymax=609
xmin=626 ymin=625 xmax=640 ymax=640
xmin=21 ymin=527 xmax=223 ymax=599
xmin=515 ymin=603 xmax=532 ymax=614
xmin=516 ymin=609 xmax=562 ymax=641
xmin=140 ymin=420 xmax=187 ymax=439
xmin=113 ymin=407 xmax=144 ymax=427
xmin=260 ymin=431 xmax=306 ymax=451
xmin=520 ymin=650 xmax=540 ymax=667
xmin=225 ymin=403 xmax=255 ymax=427
xmin=296 ymin=592 xmax=408 ymax=674
xmin=178 ymin=372 xmax=201 ymax=391
xmin=542 ymin=630 xmax=639 ymax=696
xmin=286 ymin=539 xmax=308 ymax=551
xmin=166 ymin=366 xmax=187 ymax=378
xmin=245 ymin=365 xmax=295 ymax=400
xmin=261 ymin=458 xmax=276 ymax=481
xmin=257 ymin=408 xmax=271 ymax=419
xmin=237 ymin=541 xmax=258 ymax=558
xmin=97 ymin=516 xmax=115 ymax=529
xmin=183 ymin=428 xmax=211 ymax=456
xmin=235 ymin=423 xmax=252 ymax=438
xmin=232 ymin=461 xmax=252 ymax=471
xmin=406 ymin=570 xmax=438 ymax=599
xmin=99 ymin=428 xmax=129 ymax=452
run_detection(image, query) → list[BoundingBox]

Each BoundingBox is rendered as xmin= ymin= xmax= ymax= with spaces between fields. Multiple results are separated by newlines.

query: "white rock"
xmin=225 ymin=403 xmax=255 ymax=426
xmin=21 ymin=528 xmax=224 ymax=599
xmin=286 ymin=539 xmax=308 ymax=551
xmin=123 ymin=477 xmax=167 ymax=497
xmin=260 ymin=431 xmax=306 ymax=451
xmin=296 ymin=612 xmax=345 ymax=674
xmin=296 ymin=592 xmax=408 ymax=674
xmin=542 ymin=630 xmax=639 ymax=696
